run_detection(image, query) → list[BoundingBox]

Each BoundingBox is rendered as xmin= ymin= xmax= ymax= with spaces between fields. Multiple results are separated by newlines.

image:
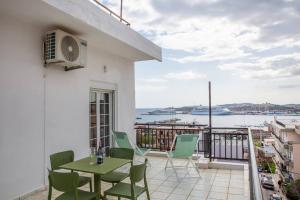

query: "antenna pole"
xmin=120 ymin=0 xmax=123 ymax=21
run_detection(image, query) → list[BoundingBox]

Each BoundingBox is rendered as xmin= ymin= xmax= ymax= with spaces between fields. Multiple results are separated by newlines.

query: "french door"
xmin=89 ymin=89 xmax=114 ymax=154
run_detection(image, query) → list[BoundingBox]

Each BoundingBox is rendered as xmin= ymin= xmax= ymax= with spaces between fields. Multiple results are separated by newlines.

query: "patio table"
xmin=60 ymin=157 xmax=131 ymax=199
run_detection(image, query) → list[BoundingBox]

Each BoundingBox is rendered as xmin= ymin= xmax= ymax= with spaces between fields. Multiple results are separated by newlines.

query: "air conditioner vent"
xmin=45 ymin=32 xmax=56 ymax=60
xmin=61 ymin=35 xmax=79 ymax=62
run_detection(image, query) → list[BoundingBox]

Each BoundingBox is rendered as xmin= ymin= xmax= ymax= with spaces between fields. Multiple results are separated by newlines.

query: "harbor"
xmin=136 ymin=108 xmax=300 ymax=128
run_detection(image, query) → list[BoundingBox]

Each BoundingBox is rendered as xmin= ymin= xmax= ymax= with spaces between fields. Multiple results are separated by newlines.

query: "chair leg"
xmin=48 ymin=185 xmax=52 ymax=200
xmin=170 ymin=158 xmax=179 ymax=179
xmin=165 ymin=157 xmax=170 ymax=170
xmin=144 ymin=154 xmax=151 ymax=167
xmin=89 ymin=179 xmax=93 ymax=192
xmin=190 ymin=158 xmax=201 ymax=177
xmin=146 ymin=187 xmax=151 ymax=200
xmin=185 ymin=158 xmax=190 ymax=168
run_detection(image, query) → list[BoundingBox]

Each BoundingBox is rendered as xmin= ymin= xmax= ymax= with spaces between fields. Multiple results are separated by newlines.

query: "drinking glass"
xmin=89 ymin=147 xmax=96 ymax=165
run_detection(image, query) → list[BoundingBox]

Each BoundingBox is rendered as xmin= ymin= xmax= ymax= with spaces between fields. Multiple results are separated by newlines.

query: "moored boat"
xmin=191 ymin=106 xmax=232 ymax=115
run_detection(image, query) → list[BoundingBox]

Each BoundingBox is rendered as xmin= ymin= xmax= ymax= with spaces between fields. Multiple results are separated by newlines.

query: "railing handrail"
xmin=93 ymin=0 xmax=130 ymax=26
xmin=136 ymin=127 xmax=203 ymax=131
xmin=135 ymin=123 xmax=247 ymax=129
xmin=248 ymin=128 xmax=263 ymax=200
xmin=135 ymin=122 xmax=207 ymax=127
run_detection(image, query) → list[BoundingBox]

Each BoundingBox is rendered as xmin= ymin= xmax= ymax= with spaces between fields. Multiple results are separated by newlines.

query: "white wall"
xmin=0 ymin=16 xmax=46 ymax=200
xmin=0 ymin=15 xmax=136 ymax=200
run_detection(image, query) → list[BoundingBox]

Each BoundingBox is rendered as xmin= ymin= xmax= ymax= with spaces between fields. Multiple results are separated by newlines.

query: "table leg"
xmin=94 ymin=174 xmax=103 ymax=199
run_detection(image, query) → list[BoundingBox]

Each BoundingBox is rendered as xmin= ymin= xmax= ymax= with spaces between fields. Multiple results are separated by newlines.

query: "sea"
xmin=136 ymin=108 xmax=300 ymax=127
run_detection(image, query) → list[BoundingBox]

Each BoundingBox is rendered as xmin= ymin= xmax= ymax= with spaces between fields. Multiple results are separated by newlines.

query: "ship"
xmin=191 ymin=106 xmax=232 ymax=115
xmin=147 ymin=108 xmax=176 ymax=115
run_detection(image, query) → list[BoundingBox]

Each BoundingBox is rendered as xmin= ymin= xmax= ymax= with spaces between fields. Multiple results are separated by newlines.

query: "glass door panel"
xmin=89 ymin=89 xmax=113 ymax=154
xmin=89 ymin=91 xmax=97 ymax=148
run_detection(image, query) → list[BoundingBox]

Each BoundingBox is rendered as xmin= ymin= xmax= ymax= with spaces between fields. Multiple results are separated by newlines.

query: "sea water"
xmin=136 ymin=108 xmax=300 ymax=127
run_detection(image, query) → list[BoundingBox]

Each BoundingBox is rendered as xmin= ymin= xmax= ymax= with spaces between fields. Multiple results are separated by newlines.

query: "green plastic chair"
xmin=104 ymin=159 xmax=150 ymax=200
xmin=165 ymin=134 xmax=201 ymax=178
xmin=49 ymin=171 xmax=99 ymax=200
xmin=48 ymin=151 xmax=92 ymax=200
xmin=100 ymin=148 xmax=134 ymax=184
xmin=113 ymin=131 xmax=151 ymax=164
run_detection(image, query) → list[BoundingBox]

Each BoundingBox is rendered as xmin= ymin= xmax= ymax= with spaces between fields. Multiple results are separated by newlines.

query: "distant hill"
xmin=174 ymin=103 xmax=300 ymax=113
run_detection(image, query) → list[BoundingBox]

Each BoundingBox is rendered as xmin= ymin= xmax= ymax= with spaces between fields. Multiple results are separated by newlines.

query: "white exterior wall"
xmin=0 ymin=15 xmax=136 ymax=200
xmin=0 ymin=16 xmax=45 ymax=200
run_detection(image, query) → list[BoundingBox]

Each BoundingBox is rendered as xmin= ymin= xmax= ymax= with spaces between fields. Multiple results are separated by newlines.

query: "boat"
xmin=147 ymin=108 xmax=176 ymax=115
xmin=155 ymin=118 xmax=181 ymax=124
xmin=191 ymin=106 xmax=232 ymax=115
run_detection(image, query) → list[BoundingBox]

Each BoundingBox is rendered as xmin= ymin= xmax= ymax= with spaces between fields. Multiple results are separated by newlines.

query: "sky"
xmin=101 ymin=0 xmax=300 ymax=108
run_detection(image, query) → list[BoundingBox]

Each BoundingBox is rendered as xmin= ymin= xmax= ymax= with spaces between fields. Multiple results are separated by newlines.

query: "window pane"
xmin=90 ymin=92 xmax=96 ymax=103
xmin=99 ymin=138 xmax=105 ymax=148
xmin=100 ymin=104 xmax=104 ymax=114
xmin=105 ymin=104 xmax=109 ymax=114
xmin=105 ymin=115 xmax=109 ymax=124
xmin=100 ymin=126 xmax=105 ymax=137
xmin=100 ymin=116 xmax=105 ymax=125
xmin=100 ymin=93 xmax=105 ymax=103
xmin=105 ymin=126 xmax=110 ymax=136
xmin=90 ymin=104 xmax=96 ymax=115
xmin=90 ymin=139 xmax=97 ymax=148
xmin=90 ymin=127 xmax=97 ymax=139
xmin=90 ymin=116 xmax=97 ymax=127
xmin=104 ymin=93 xmax=109 ymax=103
xmin=105 ymin=136 xmax=110 ymax=147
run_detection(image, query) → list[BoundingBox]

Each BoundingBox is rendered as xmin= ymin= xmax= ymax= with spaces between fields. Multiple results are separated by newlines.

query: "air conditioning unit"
xmin=44 ymin=29 xmax=87 ymax=71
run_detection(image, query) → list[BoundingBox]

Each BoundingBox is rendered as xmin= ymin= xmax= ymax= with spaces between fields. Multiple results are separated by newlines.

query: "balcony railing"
xmin=93 ymin=0 xmax=130 ymax=26
xmin=248 ymin=129 xmax=264 ymax=200
xmin=135 ymin=123 xmax=249 ymax=161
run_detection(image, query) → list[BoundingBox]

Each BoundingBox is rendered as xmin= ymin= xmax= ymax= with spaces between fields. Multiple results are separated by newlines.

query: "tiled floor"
xmin=25 ymin=156 xmax=249 ymax=200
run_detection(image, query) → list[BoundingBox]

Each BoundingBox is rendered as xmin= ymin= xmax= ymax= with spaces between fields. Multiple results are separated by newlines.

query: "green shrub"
xmin=286 ymin=179 xmax=300 ymax=200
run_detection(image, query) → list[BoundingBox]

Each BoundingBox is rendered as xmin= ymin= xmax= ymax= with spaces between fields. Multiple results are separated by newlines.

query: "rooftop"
xmin=25 ymin=156 xmax=249 ymax=200
xmin=273 ymin=118 xmax=300 ymax=129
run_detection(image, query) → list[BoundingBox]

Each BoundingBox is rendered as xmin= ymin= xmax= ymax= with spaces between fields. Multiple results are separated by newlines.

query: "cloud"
xmin=150 ymin=0 xmax=300 ymax=43
xmin=278 ymin=84 xmax=300 ymax=89
xmin=164 ymin=71 xmax=206 ymax=80
xmin=138 ymin=78 xmax=167 ymax=83
xmin=135 ymin=85 xmax=167 ymax=92
xmin=114 ymin=0 xmax=300 ymax=64
xmin=218 ymin=53 xmax=300 ymax=79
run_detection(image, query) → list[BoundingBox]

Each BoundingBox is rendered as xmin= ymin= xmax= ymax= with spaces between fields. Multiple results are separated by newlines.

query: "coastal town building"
xmin=269 ymin=118 xmax=300 ymax=181
xmin=0 ymin=0 xmax=161 ymax=199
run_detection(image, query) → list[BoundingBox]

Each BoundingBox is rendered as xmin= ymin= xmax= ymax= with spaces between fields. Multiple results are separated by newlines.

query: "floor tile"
xmin=25 ymin=156 xmax=248 ymax=200
xmin=207 ymin=191 xmax=227 ymax=200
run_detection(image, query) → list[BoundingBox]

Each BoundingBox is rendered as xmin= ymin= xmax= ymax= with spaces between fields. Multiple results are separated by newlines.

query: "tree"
xmin=286 ymin=179 xmax=300 ymax=200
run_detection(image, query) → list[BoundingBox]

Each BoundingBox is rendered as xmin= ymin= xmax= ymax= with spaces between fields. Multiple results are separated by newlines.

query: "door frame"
xmin=90 ymin=80 xmax=118 ymax=148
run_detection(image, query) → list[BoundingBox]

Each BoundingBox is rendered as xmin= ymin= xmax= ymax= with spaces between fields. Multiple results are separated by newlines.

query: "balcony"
xmin=25 ymin=156 xmax=249 ymax=200
xmin=25 ymin=125 xmax=261 ymax=200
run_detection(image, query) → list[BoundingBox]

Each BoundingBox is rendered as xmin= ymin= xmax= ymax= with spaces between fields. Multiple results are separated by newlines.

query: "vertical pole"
xmin=120 ymin=0 xmax=123 ymax=21
xmin=209 ymin=81 xmax=212 ymax=162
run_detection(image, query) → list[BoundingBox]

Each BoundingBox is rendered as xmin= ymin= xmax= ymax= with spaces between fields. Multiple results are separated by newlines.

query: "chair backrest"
xmin=109 ymin=148 xmax=134 ymax=160
xmin=113 ymin=131 xmax=133 ymax=149
xmin=171 ymin=134 xmax=199 ymax=158
xmin=130 ymin=159 xmax=148 ymax=183
xmin=49 ymin=171 xmax=79 ymax=193
xmin=50 ymin=150 xmax=74 ymax=170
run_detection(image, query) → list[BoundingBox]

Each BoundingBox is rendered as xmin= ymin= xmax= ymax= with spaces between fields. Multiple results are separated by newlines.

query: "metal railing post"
xmin=209 ymin=81 xmax=212 ymax=162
